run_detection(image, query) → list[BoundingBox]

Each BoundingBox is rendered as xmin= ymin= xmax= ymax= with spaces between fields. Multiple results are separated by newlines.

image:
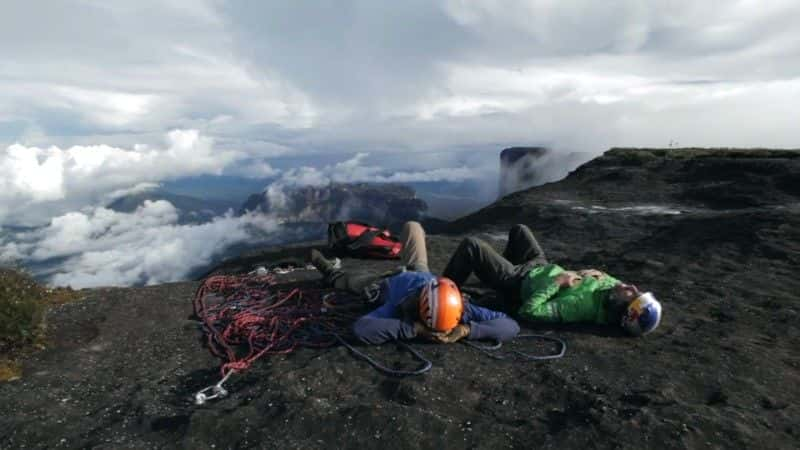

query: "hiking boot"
xmin=309 ymin=249 xmax=340 ymax=275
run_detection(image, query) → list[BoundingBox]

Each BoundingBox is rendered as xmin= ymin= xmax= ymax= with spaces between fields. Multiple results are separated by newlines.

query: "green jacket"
xmin=518 ymin=264 xmax=619 ymax=324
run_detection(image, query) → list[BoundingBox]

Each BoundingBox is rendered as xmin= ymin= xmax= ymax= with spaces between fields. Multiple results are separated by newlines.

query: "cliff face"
xmin=498 ymin=146 xmax=593 ymax=198
xmin=502 ymin=147 xmax=800 ymax=207
xmin=2 ymin=149 xmax=799 ymax=449
xmin=239 ymin=183 xmax=428 ymax=226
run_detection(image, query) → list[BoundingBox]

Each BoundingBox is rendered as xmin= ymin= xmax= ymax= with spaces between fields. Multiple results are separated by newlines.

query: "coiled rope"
xmin=192 ymin=273 xmax=433 ymax=403
xmin=192 ymin=272 xmax=565 ymax=404
xmin=193 ymin=274 xmax=361 ymax=376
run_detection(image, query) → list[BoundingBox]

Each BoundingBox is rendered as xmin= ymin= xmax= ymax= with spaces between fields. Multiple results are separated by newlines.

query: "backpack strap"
xmin=345 ymin=228 xmax=385 ymax=252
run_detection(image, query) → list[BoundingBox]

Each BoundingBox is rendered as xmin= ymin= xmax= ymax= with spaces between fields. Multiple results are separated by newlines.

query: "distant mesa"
xmin=239 ymin=183 xmax=428 ymax=226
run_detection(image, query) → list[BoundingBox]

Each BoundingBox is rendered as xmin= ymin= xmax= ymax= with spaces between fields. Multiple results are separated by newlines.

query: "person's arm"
xmin=462 ymin=304 xmax=520 ymax=342
xmin=517 ymin=281 xmax=561 ymax=321
xmin=352 ymin=288 xmax=416 ymax=345
xmin=353 ymin=316 xmax=416 ymax=345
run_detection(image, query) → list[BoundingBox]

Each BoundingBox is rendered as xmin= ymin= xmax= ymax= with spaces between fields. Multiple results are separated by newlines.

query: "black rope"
xmin=512 ymin=334 xmax=567 ymax=360
xmin=332 ymin=334 xmax=432 ymax=376
xmin=462 ymin=334 xmax=566 ymax=361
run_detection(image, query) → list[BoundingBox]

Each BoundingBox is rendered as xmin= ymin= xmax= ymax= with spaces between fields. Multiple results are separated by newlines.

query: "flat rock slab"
xmin=3 ymin=149 xmax=800 ymax=449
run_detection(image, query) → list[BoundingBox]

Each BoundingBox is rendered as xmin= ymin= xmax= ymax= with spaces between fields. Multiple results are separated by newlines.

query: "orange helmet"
xmin=418 ymin=277 xmax=464 ymax=332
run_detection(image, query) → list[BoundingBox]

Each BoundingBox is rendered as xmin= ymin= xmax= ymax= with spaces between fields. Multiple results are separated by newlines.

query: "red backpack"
xmin=327 ymin=221 xmax=402 ymax=259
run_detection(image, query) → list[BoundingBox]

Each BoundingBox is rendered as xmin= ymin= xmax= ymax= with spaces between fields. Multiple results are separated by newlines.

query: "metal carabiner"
xmin=194 ymin=371 xmax=234 ymax=405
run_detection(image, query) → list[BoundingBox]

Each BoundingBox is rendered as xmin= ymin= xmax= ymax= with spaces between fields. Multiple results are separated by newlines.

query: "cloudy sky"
xmin=1 ymin=0 xmax=798 ymax=287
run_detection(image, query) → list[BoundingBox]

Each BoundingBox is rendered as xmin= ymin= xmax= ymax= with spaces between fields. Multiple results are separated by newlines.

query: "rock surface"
xmin=2 ymin=148 xmax=799 ymax=449
xmin=239 ymin=183 xmax=428 ymax=226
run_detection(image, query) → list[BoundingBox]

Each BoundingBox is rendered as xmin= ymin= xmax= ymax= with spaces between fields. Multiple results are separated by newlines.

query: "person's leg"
xmin=503 ymin=224 xmax=548 ymax=266
xmin=310 ymin=249 xmax=381 ymax=295
xmin=442 ymin=237 xmax=518 ymax=291
xmin=399 ymin=221 xmax=429 ymax=272
xmin=328 ymin=271 xmax=382 ymax=294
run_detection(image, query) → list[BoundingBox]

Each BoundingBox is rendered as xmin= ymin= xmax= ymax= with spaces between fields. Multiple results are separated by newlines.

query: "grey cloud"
xmin=220 ymin=1 xmax=474 ymax=107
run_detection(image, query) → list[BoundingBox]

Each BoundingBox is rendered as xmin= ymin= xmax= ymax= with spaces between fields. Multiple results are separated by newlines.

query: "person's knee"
xmin=453 ymin=237 xmax=483 ymax=261
xmin=403 ymin=221 xmax=424 ymax=238
xmin=510 ymin=224 xmax=527 ymax=233
xmin=510 ymin=224 xmax=533 ymax=237
xmin=462 ymin=236 xmax=482 ymax=250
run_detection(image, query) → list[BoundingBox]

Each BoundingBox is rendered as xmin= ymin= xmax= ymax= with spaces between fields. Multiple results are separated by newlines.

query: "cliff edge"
xmin=1 ymin=148 xmax=798 ymax=449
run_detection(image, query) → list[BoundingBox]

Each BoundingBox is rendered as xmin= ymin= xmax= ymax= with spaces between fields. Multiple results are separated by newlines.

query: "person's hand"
xmin=555 ymin=271 xmax=582 ymax=288
xmin=432 ymin=324 xmax=471 ymax=344
xmin=578 ymin=269 xmax=606 ymax=281
xmin=413 ymin=321 xmax=447 ymax=341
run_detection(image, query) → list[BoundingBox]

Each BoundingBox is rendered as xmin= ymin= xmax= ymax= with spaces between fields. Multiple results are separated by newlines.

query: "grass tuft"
xmin=0 ymin=268 xmax=46 ymax=353
xmin=0 ymin=267 xmax=82 ymax=381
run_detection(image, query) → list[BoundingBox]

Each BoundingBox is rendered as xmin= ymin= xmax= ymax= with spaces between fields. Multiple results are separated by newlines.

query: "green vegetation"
xmin=0 ymin=268 xmax=46 ymax=352
xmin=606 ymin=147 xmax=800 ymax=160
xmin=1 ymin=267 xmax=81 ymax=381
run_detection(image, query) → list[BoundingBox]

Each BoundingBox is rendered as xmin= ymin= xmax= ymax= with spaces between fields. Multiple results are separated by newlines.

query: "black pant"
xmin=326 ymin=270 xmax=383 ymax=295
xmin=323 ymin=221 xmax=427 ymax=298
xmin=442 ymin=224 xmax=548 ymax=307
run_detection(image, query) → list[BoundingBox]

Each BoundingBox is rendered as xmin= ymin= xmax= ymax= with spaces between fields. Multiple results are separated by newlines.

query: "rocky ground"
xmin=1 ymin=148 xmax=799 ymax=449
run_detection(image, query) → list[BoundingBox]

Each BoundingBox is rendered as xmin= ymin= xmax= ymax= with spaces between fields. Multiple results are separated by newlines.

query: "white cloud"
xmin=273 ymin=152 xmax=483 ymax=188
xmin=0 ymin=130 xmax=245 ymax=225
xmin=105 ymin=182 xmax=162 ymax=202
xmin=53 ymin=85 xmax=157 ymax=127
xmin=226 ymin=160 xmax=280 ymax=179
xmin=1 ymin=200 xmax=282 ymax=288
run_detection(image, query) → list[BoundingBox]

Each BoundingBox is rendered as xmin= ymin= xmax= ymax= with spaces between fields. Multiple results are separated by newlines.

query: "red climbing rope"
xmin=192 ymin=273 xmax=364 ymax=378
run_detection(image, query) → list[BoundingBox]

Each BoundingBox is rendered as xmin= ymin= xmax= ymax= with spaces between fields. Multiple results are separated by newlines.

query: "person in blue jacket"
xmin=310 ymin=221 xmax=519 ymax=345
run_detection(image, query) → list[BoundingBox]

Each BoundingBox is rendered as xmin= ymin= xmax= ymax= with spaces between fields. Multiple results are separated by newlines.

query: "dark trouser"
xmin=442 ymin=224 xmax=548 ymax=308
xmin=325 ymin=221 xmax=428 ymax=297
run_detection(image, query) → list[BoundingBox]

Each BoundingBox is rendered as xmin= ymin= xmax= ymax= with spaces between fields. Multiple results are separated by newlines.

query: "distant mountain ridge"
xmin=106 ymin=191 xmax=239 ymax=224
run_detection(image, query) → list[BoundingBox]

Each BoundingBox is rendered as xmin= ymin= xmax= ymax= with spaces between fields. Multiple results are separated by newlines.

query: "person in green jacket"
xmin=442 ymin=224 xmax=662 ymax=336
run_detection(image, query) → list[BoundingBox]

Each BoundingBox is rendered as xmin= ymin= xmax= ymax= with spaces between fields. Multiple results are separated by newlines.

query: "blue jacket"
xmin=353 ymin=271 xmax=520 ymax=345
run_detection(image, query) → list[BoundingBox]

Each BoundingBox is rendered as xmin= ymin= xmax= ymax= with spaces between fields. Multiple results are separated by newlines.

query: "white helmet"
xmin=621 ymin=292 xmax=662 ymax=336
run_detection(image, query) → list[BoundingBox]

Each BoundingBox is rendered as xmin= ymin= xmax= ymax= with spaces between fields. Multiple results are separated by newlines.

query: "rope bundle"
xmin=193 ymin=273 xmax=363 ymax=377
xmin=192 ymin=273 xmax=565 ymax=386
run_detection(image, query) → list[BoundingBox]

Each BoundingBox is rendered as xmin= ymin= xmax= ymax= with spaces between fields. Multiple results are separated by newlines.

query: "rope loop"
xmin=462 ymin=334 xmax=566 ymax=361
xmin=333 ymin=334 xmax=432 ymax=376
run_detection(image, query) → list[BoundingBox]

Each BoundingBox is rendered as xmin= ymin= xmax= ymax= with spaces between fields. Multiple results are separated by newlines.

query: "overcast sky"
xmin=1 ymin=0 xmax=799 ymax=286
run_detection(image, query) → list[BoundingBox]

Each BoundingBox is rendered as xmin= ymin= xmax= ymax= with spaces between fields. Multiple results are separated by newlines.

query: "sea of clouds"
xmin=0 ymin=130 xmax=485 ymax=288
